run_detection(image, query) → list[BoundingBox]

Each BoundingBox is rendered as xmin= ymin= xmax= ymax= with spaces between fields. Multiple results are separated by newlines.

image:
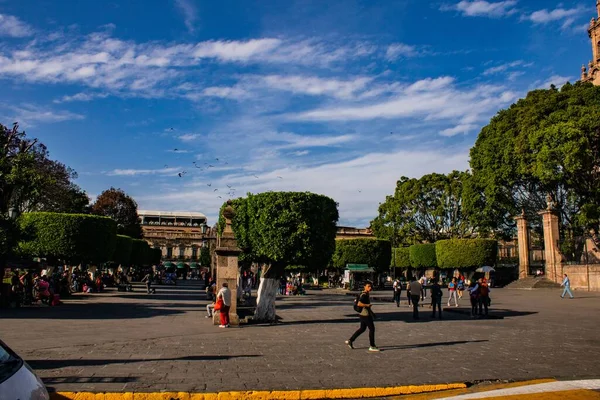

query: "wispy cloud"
xmin=107 ymin=167 xmax=181 ymax=176
xmin=53 ymin=92 xmax=109 ymax=103
xmin=533 ymin=75 xmax=573 ymax=89
xmin=174 ymin=0 xmax=198 ymax=34
xmin=523 ymin=6 xmax=585 ymax=29
xmin=442 ymin=1 xmax=518 ymax=18
xmin=483 ymin=60 xmax=531 ymax=75
xmin=1 ymin=103 xmax=84 ymax=125
xmin=386 ymin=43 xmax=418 ymax=60
xmin=0 ymin=14 xmax=34 ymax=37
xmin=178 ymin=134 xmax=201 ymax=142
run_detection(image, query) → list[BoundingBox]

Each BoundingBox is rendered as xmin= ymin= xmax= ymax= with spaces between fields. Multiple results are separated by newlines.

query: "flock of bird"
xmin=164 ymin=133 xmax=285 ymax=200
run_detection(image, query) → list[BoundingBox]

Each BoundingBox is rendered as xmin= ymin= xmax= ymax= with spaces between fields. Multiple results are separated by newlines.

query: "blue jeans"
xmin=561 ymin=286 xmax=574 ymax=298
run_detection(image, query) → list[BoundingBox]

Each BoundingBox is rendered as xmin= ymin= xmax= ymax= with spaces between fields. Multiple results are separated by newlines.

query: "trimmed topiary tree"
xmin=112 ymin=235 xmax=133 ymax=265
xmin=18 ymin=212 xmax=117 ymax=264
xmin=391 ymin=247 xmax=411 ymax=268
xmin=129 ymin=239 xmax=150 ymax=267
xmin=409 ymin=243 xmax=437 ymax=268
xmin=436 ymin=239 xmax=498 ymax=269
xmin=333 ymin=239 xmax=392 ymax=273
xmin=149 ymin=247 xmax=162 ymax=266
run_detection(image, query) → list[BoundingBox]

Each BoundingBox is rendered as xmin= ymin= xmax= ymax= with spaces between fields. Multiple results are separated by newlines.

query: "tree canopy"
xmin=371 ymin=171 xmax=478 ymax=245
xmin=391 ymin=247 xmax=411 ymax=268
xmin=333 ymin=239 xmax=392 ymax=273
xmin=435 ymin=239 xmax=498 ymax=269
xmin=18 ymin=212 xmax=117 ymax=264
xmin=409 ymin=243 xmax=437 ymax=268
xmin=91 ymin=187 xmax=142 ymax=238
xmin=222 ymin=192 xmax=339 ymax=277
xmin=469 ymin=82 xmax=600 ymax=235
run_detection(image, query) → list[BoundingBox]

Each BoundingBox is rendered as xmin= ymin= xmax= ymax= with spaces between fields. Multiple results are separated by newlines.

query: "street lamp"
xmin=200 ymin=224 xmax=208 ymax=235
xmin=8 ymin=207 xmax=17 ymax=220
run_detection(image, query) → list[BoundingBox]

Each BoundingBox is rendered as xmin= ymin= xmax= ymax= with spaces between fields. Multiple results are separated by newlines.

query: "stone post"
xmin=539 ymin=206 xmax=563 ymax=283
xmin=213 ymin=201 xmax=241 ymax=326
xmin=514 ymin=211 xmax=530 ymax=279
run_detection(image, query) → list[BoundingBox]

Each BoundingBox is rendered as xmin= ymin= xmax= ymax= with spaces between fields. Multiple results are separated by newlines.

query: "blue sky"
xmin=0 ymin=0 xmax=595 ymax=227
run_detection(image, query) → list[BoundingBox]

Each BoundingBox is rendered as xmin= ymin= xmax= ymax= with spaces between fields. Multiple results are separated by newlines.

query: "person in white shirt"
xmin=216 ymin=282 xmax=232 ymax=328
xmin=419 ymin=275 xmax=427 ymax=300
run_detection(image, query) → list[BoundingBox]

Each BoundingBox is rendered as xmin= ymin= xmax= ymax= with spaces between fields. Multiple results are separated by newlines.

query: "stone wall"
xmin=558 ymin=264 xmax=600 ymax=291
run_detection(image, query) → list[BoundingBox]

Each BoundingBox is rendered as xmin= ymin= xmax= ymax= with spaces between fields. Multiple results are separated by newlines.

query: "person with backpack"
xmin=392 ymin=278 xmax=402 ymax=307
xmin=430 ymin=279 xmax=443 ymax=319
xmin=346 ymin=281 xmax=379 ymax=352
xmin=477 ymin=278 xmax=490 ymax=316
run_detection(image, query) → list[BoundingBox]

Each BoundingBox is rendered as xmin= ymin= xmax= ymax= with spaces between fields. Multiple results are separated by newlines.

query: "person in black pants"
xmin=430 ymin=280 xmax=443 ymax=319
xmin=409 ymin=278 xmax=422 ymax=320
xmin=392 ymin=279 xmax=402 ymax=307
xmin=346 ymin=281 xmax=379 ymax=352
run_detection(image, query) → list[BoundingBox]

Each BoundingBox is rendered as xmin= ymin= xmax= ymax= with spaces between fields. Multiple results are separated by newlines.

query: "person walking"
xmin=216 ymin=282 xmax=232 ymax=328
xmin=346 ymin=281 xmax=379 ymax=352
xmin=560 ymin=273 xmax=574 ymax=299
xmin=478 ymin=278 xmax=490 ymax=316
xmin=430 ymin=279 xmax=443 ymax=319
xmin=457 ymin=275 xmax=465 ymax=299
xmin=447 ymin=277 xmax=459 ymax=307
xmin=419 ymin=275 xmax=427 ymax=300
xmin=468 ymin=280 xmax=480 ymax=317
xmin=392 ymin=278 xmax=402 ymax=307
xmin=409 ymin=277 xmax=422 ymax=320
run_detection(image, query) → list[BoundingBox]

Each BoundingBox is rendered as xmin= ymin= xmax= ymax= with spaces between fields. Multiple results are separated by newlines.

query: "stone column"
xmin=539 ymin=207 xmax=563 ymax=283
xmin=213 ymin=202 xmax=241 ymax=325
xmin=514 ymin=211 xmax=530 ymax=279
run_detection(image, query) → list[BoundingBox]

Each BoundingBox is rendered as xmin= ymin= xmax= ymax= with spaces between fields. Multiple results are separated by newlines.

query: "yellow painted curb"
xmin=50 ymin=383 xmax=467 ymax=400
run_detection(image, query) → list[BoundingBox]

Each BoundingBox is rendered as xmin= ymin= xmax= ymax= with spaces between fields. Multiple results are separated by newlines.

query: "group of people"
xmin=279 ymin=277 xmax=306 ymax=296
xmin=205 ymin=282 xmax=232 ymax=328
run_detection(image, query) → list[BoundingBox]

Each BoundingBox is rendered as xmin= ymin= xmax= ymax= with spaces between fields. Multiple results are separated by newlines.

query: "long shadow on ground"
xmin=0 ymin=302 xmax=186 ymax=320
xmin=28 ymin=354 xmax=260 ymax=370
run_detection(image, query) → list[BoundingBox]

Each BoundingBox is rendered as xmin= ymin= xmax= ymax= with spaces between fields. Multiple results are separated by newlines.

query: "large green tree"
xmin=91 ymin=187 xmax=142 ymax=238
xmin=221 ymin=192 xmax=339 ymax=321
xmin=470 ymin=82 xmax=600 ymax=237
xmin=332 ymin=239 xmax=392 ymax=273
xmin=371 ymin=171 xmax=478 ymax=245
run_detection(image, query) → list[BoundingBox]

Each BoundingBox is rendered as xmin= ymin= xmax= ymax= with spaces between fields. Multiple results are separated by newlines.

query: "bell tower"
xmin=581 ymin=1 xmax=600 ymax=85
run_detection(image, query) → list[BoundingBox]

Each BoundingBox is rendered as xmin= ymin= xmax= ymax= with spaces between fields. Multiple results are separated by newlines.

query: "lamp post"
xmin=8 ymin=207 xmax=17 ymax=220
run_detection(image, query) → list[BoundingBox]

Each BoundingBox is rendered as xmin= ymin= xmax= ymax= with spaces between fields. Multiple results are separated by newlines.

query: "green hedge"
xmin=18 ymin=212 xmax=117 ymax=264
xmin=113 ymin=235 xmax=133 ymax=265
xmin=149 ymin=247 xmax=162 ymax=265
xmin=130 ymin=239 xmax=150 ymax=266
xmin=332 ymin=239 xmax=391 ymax=273
xmin=391 ymin=247 xmax=411 ymax=268
xmin=409 ymin=243 xmax=437 ymax=268
xmin=436 ymin=239 xmax=498 ymax=269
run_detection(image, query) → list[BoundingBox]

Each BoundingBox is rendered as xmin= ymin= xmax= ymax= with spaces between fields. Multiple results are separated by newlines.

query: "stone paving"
xmin=1 ymin=281 xmax=599 ymax=393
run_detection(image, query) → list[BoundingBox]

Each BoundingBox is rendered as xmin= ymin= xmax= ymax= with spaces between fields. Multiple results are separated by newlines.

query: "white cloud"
xmin=483 ymin=60 xmax=531 ymax=75
xmin=199 ymin=86 xmax=248 ymax=99
xmin=386 ymin=43 xmax=418 ymax=60
xmin=174 ymin=0 xmax=198 ymax=34
xmin=443 ymin=1 xmax=518 ymax=18
xmin=260 ymin=75 xmax=373 ymax=100
xmin=440 ymin=124 xmax=479 ymax=137
xmin=1 ymin=103 xmax=84 ymax=125
xmin=525 ymin=7 xmax=583 ymax=26
xmin=136 ymin=147 xmax=470 ymax=226
xmin=192 ymin=38 xmax=282 ymax=61
xmin=107 ymin=167 xmax=181 ymax=176
xmin=290 ymin=76 xmax=517 ymax=132
xmin=535 ymin=75 xmax=572 ymax=89
xmin=0 ymin=14 xmax=34 ymax=37
xmin=53 ymin=92 xmax=109 ymax=103
xmin=178 ymin=134 xmax=200 ymax=142
xmin=292 ymin=150 xmax=310 ymax=156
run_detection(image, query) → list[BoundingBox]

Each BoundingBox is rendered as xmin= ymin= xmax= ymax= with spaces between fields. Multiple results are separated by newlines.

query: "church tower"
xmin=581 ymin=1 xmax=600 ymax=85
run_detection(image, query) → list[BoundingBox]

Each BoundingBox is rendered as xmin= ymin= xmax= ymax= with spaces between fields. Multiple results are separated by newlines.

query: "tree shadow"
xmin=0 ymin=301 xmax=186 ymax=320
xmin=28 ymin=354 xmax=260 ymax=370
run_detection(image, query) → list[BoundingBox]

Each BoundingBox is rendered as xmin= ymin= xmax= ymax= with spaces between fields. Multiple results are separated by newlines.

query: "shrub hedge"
xmin=18 ymin=212 xmax=117 ymax=264
xmin=332 ymin=239 xmax=391 ymax=273
xmin=391 ymin=247 xmax=411 ymax=268
xmin=436 ymin=239 xmax=498 ymax=269
xmin=130 ymin=238 xmax=150 ymax=266
xmin=409 ymin=243 xmax=437 ymax=268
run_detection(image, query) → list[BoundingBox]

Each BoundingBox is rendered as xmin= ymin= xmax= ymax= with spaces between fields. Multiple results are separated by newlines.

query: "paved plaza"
xmin=0 ymin=281 xmax=599 ymax=393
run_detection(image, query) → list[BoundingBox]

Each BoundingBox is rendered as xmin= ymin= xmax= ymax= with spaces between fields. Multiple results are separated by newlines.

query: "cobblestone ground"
xmin=1 ymin=281 xmax=599 ymax=393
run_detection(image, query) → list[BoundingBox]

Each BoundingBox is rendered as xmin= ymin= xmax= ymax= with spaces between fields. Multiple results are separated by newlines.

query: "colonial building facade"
xmin=581 ymin=1 xmax=600 ymax=85
xmin=138 ymin=210 xmax=217 ymax=264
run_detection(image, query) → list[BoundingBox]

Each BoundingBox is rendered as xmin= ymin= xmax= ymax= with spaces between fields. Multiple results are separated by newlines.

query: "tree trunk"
xmin=254 ymin=263 xmax=281 ymax=322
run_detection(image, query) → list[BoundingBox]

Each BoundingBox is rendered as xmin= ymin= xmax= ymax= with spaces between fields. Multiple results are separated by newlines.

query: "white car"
xmin=0 ymin=339 xmax=49 ymax=400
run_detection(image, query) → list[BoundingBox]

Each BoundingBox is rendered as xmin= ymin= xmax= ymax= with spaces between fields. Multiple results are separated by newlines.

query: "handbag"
xmin=214 ymin=298 xmax=224 ymax=311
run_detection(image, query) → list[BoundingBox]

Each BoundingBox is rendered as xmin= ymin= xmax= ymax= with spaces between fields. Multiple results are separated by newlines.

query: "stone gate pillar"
xmin=514 ymin=211 xmax=530 ymax=279
xmin=213 ymin=201 xmax=241 ymax=325
xmin=539 ymin=204 xmax=563 ymax=283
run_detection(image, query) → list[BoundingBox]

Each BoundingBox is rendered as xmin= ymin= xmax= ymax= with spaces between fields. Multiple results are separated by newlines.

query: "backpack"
xmin=480 ymin=285 xmax=489 ymax=297
xmin=353 ymin=293 xmax=363 ymax=313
